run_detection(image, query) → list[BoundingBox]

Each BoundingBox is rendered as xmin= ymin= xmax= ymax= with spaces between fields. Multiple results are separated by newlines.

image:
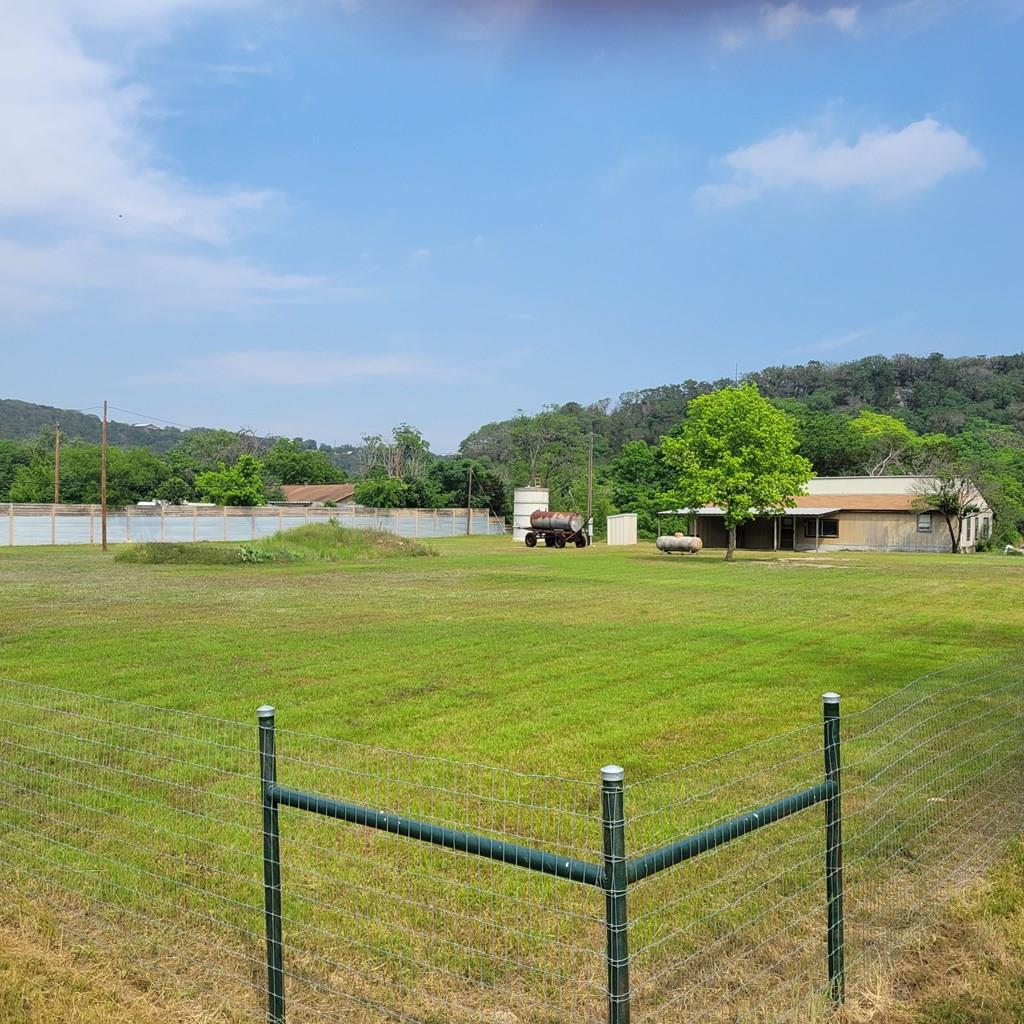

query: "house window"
xmin=966 ymin=517 xmax=972 ymax=542
xmin=917 ymin=513 xmax=932 ymax=533
xmin=982 ymin=518 xmax=991 ymax=539
xmin=804 ymin=518 xmax=839 ymax=539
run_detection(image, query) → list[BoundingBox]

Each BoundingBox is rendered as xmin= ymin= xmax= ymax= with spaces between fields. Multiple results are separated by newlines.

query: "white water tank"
xmin=513 ymin=486 xmax=549 ymax=542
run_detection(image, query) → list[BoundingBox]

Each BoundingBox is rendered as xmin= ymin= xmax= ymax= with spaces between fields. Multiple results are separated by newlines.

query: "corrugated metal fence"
xmin=1 ymin=503 xmax=507 ymax=546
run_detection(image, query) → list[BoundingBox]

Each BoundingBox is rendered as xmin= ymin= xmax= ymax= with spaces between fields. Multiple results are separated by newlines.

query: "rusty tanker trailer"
xmin=524 ymin=510 xmax=589 ymax=548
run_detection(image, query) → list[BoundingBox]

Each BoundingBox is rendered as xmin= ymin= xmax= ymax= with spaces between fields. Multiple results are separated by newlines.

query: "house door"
xmin=780 ymin=517 xmax=795 ymax=549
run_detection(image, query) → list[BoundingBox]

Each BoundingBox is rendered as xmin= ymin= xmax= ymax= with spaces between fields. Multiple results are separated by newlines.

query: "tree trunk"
xmin=945 ymin=514 xmax=960 ymax=554
xmin=726 ymin=525 xmax=737 ymax=562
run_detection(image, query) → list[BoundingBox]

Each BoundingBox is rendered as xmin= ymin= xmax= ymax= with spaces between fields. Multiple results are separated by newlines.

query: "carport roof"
xmin=659 ymin=507 xmax=841 ymax=517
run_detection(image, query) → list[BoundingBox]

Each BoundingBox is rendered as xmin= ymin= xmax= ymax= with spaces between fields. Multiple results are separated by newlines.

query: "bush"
xmin=114 ymin=523 xmax=437 ymax=567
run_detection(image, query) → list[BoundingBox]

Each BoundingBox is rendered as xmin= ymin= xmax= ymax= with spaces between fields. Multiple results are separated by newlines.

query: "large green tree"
xmin=264 ymin=438 xmax=345 ymax=485
xmin=662 ymin=385 xmax=813 ymax=561
xmin=194 ymin=455 xmax=265 ymax=506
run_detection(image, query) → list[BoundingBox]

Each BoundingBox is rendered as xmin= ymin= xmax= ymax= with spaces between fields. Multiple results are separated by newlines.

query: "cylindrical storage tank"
xmin=530 ymin=510 xmax=583 ymax=533
xmin=656 ymin=535 xmax=703 ymax=554
xmin=606 ymin=513 xmax=638 ymax=546
xmin=513 ymin=486 xmax=549 ymax=542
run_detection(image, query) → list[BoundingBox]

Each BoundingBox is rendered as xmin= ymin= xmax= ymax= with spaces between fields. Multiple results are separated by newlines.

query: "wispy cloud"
xmin=790 ymin=327 xmax=873 ymax=355
xmin=694 ymin=116 xmax=982 ymax=209
xmin=721 ymin=3 xmax=860 ymax=49
xmin=139 ymin=349 xmax=463 ymax=386
xmin=0 ymin=238 xmax=366 ymax=318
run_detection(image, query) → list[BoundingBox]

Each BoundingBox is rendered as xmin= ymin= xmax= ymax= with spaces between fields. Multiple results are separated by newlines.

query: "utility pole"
xmin=466 ymin=465 xmax=473 ymax=536
xmin=101 ymin=401 xmax=108 ymax=551
xmin=53 ymin=422 xmax=61 ymax=505
xmin=587 ymin=431 xmax=594 ymax=543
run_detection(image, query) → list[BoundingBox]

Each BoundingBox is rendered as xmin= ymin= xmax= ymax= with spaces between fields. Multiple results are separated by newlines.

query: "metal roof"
xmin=660 ymin=507 xmax=841 ymax=518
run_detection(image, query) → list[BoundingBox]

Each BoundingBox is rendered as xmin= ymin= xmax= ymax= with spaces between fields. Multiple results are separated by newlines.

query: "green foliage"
xmin=114 ymin=522 xmax=436 ymax=565
xmin=662 ymin=385 xmax=812 ymax=558
xmin=264 ymin=438 xmax=345 ymax=486
xmin=353 ymin=476 xmax=411 ymax=508
xmin=605 ymin=440 xmax=673 ymax=536
xmin=194 ymin=455 xmax=265 ymax=506
xmin=113 ymin=543 xmax=242 ymax=565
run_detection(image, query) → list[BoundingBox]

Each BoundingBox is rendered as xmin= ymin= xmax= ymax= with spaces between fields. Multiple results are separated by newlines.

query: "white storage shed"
xmin=606 ymin=513 xmax=638 ymax=546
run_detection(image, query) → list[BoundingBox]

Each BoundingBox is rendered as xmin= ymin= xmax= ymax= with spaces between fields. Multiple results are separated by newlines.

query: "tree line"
xmin=0 ymin=426 xmax=507 ymax=515
xmin=457 ymin=353 xmax=1024 ymax=546
xmin=3 ymin=353 xmax=1023 ymax=544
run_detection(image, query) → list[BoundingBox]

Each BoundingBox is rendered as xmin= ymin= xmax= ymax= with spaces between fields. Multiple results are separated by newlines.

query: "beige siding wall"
xmin=695 ymin=511 xmax=988 ymax=552
xmin=796 ymin=511 xmax=958 ymax=552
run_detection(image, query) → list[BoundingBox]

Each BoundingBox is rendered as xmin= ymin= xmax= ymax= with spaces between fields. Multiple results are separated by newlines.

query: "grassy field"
xmin=2 ymin=537 xmax=1023 ymax=771
xmin=1 ymin=536 xmax=1023 ymax=1023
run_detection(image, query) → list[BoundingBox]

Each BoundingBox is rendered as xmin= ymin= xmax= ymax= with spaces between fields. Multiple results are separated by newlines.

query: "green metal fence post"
xmin=823 ymin=693 xmax=845 ymax=1004
xmin=601 ymin=765 xmax=630 ymax=1024
xmin=258 ymin=705 xmax=286 ymax=1024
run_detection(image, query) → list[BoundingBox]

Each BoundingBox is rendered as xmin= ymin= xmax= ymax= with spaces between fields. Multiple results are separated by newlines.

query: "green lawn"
xmin=1 ymin=537 xmax=1021 ymax=776
xmin=1 ymin=538 xmax=1023 ymax=1024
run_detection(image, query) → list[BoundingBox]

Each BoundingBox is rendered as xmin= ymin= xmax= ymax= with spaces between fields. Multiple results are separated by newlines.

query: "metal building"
xmin=606 ymin=513 xmax=638 ymax=546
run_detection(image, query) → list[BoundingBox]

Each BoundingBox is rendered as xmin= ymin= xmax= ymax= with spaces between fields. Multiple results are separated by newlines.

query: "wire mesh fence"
xmin=0 ymin=649 xmax=1022 ymax=1023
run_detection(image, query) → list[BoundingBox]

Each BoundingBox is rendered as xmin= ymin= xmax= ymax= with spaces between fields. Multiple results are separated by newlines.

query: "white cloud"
xmin=694 ymin=117 xmax=983 ymax=209
xmin=0 ymin=2 xmax=352 ymax=315
xmin=722 ymin=3 xmax=860 ymax=49
xmin=0 ymin=4 xmax=270 ymax=244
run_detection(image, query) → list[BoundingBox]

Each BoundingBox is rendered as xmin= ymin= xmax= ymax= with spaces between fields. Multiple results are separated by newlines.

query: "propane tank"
xmin=656 ymin=535 xmax=703 ymax=554
xmin=529 ymin=510 xmax=584 ymax=533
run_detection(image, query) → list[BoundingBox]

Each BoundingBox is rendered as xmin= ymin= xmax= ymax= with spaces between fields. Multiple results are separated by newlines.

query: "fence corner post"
xmin=823 ymin=692 xmax=845 ymax=1005
xmin=258 ymin=705 xmax=286 ymax=1024
xmin=601 ymin=764 xmax=631 ymax=1024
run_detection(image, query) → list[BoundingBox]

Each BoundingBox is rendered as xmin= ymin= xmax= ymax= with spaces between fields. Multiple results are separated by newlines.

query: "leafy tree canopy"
xmin=661 ymin=385 xmax=812 ymax=560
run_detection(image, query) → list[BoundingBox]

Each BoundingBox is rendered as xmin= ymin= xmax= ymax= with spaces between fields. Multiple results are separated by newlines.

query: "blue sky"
xmin=2 ymin=1 xmax=1022 ymax=451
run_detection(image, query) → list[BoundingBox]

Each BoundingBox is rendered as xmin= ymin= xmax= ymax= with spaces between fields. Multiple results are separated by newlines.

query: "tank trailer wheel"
xmin=575 ymin=534 xmax=587 ymax=548
xmin=554 ymin=536 xmax=566 ymax=549
xmin=524 ymin=532 xmax=537 ymax=548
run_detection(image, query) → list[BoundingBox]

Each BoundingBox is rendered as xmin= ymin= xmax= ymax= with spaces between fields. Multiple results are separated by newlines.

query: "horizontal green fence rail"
xmin=270 ymin=782 xmax=605 ymax=887
xmin=259 ymin=693 xmax=845 ymax=1024
xmin=625 ymin=780 xmax=836 ymax=884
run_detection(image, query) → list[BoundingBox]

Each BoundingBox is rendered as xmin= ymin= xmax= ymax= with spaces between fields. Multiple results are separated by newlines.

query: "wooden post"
xmin=223 ymin=506 xmax=229 ymax=541
xmin=160 ymin=504 xmax=166 ymax=543
xmin=192 ymin=505 xmax=198 ymax=542
xmin=774 ymin=517 xmax=779 ymax=551
xmin=9 ymin=504 xmax=15 ymax=547
xmin=101 ymin=400 xmax=108 ymax=551
xmin=89 ymin=508 xmax=94 ymax=545
xmin=126 ymin=506 xmax=132 ymax=542
xmin=252 ymin=510 xmax=257 ymax=541
xmin=278 ymin=508 xmax=283 ymax=532
xmin=53 ymin=423 xmax=61 ymax=504
xmin=50 ymin=505 xmax=56 ymax=546
xmin=466 ymin=467 xmax=473 ymax=536
xmin=816 ymin=516 xmax=821 ymax=552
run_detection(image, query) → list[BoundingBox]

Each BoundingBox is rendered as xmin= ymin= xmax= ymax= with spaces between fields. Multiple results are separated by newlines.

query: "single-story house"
xmin=660 ymin=476 xmax=993 ymax=553
xmin=274 ymin=483 xmax=356 ymax=507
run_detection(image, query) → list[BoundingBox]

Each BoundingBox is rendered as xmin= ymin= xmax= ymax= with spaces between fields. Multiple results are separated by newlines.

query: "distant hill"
xmin=0 ymin=399 xmax=186 ymax=452
xmin=0 ymin=399 xmax=363 ymax=474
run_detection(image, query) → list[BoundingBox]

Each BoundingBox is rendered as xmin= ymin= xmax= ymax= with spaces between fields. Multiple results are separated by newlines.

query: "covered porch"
xmin=658 ymin=507 xmax=842 ymax=551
